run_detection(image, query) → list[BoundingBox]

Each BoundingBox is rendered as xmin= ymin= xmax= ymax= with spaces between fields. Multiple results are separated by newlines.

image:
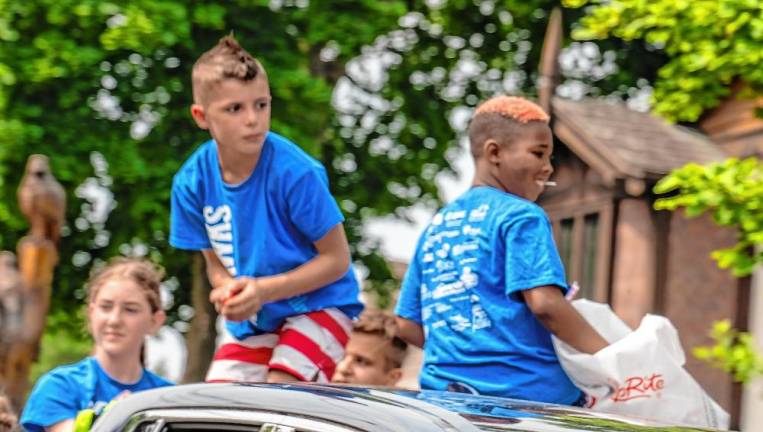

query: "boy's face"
xmin=190 ymin=77 xmax=271 ymax=157
xmin=332 ymin=332 xmax=401 ymax=386
xmin=487 ymin=121 xmax=554 ymax=202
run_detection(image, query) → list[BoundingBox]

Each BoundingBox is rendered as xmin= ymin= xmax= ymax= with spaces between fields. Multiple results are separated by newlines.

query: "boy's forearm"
xmin=396 ymin=316 xmax=425 ymax=348
xmin=201 ymin=250 xmax=234 ymax=288
xmin=256 ymin=251 xmax=349 ymax=303
xmin=257 ymin=224 xmax=351 ymax=303
xmin=523 ymin=286 xmax=608 ymax=354
xmin=544 ymin=302 xmax=609 ymax=354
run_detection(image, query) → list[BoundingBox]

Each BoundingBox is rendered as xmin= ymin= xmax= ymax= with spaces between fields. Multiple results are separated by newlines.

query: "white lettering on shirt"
xmin=203 ymin=205 xmax=237 ymax=276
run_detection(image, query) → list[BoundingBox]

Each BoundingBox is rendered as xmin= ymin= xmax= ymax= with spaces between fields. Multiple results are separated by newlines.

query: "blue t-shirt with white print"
xmin=395 ymin=186 xmax=581 ymax=404
xmin=170 ymin=132 xmax=362 ymax=337
xmin=20 ymin=357 xmax=172 ymax=432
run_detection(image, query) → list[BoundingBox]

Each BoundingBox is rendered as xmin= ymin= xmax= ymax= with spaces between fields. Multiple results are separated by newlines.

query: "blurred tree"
xmin=27 ymin=310 xmax=91 ymax=385
xmin=692 ymin=319 xmax=763 ymax=384
xmin=564 ymin=0 xmax=763 ymax=122
xmin=0 ymin=0 xmax=408 ymax=384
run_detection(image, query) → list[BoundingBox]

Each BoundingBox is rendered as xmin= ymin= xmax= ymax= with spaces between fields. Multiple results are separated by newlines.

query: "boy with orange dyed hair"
xmin=395 ymin=96 xmax=607 ymax=404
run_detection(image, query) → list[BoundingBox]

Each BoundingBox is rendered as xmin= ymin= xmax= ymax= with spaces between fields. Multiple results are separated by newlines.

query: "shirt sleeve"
xmin=20 ymin=371 xmax=82 ymax=432
xmin=503 ymin=210 xmax=568 ymax=297
xmin=395 ymin=250 xmax=423 ymax=324
xmin=169 ymin=173 xmax=210 ymax=250
xmin=286 ymin=167 xmax=345 ymax=243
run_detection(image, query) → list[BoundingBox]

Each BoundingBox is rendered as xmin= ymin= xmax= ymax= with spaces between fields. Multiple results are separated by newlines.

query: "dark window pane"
xmin=580 ymin=213 xmax=599 ymax=299
xmin=559 ymin=218 xmax=574 ymax=272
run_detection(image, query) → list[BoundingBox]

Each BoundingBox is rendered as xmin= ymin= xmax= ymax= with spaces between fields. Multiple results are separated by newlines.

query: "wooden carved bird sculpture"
xmin=17 ymin=155 xmax=66 ymax=245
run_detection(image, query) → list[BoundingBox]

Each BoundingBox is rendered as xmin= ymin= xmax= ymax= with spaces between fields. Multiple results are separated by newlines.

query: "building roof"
xmin=552 ymin=97 xmax=726 ymax=183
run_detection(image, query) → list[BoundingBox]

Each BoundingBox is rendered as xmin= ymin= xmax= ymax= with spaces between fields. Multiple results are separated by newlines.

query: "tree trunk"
xmin=182 ymin=252 xmax=217 ymax=383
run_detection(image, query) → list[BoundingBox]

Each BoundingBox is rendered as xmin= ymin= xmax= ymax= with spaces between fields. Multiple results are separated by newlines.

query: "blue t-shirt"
xmin=20 ymin=357 xmax=172 ymax=431
xmin=170 ymin=132 xmax=362 ymax=337
xmin=395 ymin=186 xmax=580 ymax=404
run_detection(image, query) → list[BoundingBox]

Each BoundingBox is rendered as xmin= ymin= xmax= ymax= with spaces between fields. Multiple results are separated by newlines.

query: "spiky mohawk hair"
xmin=192 ymin=34 xmax=265 ymax=104
xmin=473 ymin=96 xmax=549 ymax=124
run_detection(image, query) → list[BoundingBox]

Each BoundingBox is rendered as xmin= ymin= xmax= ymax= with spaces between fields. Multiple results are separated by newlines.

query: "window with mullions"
xmin=551 ymin=210 xmax=608 ymax=301
xmin=559 ymin=218 xmax=574 ymax=273
xmin=581 ymin=214 xmax=599 ymax=292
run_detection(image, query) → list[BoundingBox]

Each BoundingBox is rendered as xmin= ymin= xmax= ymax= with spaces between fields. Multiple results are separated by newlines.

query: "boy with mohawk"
xmin=171 ymin=35 xmax=362 ymax=383
xmin=395 ymin=96 xmax=607 ymax=404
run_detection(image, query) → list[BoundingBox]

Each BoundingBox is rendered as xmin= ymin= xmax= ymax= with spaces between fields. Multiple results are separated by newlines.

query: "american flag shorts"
xmin=206 ymin=308 xmax=352 ymax=383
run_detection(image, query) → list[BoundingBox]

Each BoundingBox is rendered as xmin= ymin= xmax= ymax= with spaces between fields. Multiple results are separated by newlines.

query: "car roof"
xmin=93 ymin=382 xmax=719 ymax=432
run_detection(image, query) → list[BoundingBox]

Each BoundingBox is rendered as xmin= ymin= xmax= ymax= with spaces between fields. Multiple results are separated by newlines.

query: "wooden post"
xmin=0 ymin=154 xmax=65 ymax=410
xmin=537 ymin=7 xmax=562 ymax=115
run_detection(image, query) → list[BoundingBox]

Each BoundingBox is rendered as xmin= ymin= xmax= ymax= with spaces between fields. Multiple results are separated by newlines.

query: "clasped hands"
xmin=209 ymin=276 xmax=265 ymax=322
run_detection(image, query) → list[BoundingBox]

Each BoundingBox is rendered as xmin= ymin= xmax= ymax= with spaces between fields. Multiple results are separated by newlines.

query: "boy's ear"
xmin=386 ymin=367 xmax=403 ymax=386
xmin=483 ymin=138 xmax=501 ymax=165
xmin=190 ymin=104 xmax=209 ymax=129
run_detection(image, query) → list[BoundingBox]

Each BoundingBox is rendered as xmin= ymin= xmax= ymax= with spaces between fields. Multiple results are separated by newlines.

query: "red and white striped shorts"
xmin=206 ymin=308 xmax=352 ymax=383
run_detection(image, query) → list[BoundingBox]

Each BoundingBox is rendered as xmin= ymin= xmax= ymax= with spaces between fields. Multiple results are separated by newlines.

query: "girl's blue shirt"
xmin=20 ymin=356 xmax=172 ymax=431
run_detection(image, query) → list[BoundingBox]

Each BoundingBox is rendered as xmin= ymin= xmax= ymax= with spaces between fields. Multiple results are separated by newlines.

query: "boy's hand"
xmin=209 ymin=278 xmax=245 ymax=311
xmin=218 ymin=276 xmax=265 ymax=322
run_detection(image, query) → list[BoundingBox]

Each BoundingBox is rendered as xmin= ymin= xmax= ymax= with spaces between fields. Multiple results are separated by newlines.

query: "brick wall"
xmin=662 ymin=209 xmax=740 ymax=415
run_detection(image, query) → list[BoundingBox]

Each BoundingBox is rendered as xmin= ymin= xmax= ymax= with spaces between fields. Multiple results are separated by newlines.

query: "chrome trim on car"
xmin=121 ymin=408 xmax=360 ymax=432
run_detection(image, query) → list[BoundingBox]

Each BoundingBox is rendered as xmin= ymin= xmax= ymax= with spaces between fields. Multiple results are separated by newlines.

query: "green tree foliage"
xmin=693 ymin=319 xmax=763 ymax=384
xmin=28 ymin=310 xmax=91 ymax=385
xmin=341 ymin=0 xmax=664 ymax=218
xmin=654 ymin=158 xmax=763 ymax=277
xmin=0 ymin=0 xmax=409 ymax=333
xmin=563 ymin=0 xmax=763 ymax=122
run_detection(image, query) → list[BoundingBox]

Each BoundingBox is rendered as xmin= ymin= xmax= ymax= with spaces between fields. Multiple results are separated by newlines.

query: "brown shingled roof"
xmin=551 ymin=96 xmax=726 ymax=181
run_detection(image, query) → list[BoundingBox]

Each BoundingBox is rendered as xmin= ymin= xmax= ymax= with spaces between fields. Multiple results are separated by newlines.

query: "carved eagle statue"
xmin=17 ymin=155 xmax=66 ymax=245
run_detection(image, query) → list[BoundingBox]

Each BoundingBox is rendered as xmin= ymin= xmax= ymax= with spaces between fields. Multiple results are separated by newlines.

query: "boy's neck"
xmin=217 ymin=145 xmax=262 ymax=185
xmin=471 ymin=173 xmax=503 ymax=192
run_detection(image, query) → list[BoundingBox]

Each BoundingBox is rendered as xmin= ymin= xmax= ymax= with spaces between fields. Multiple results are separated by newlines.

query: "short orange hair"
xmin=474 ymin=96 xmax=549 ymax=123
xmin=468 ymin=96 xmax=549 ymax=157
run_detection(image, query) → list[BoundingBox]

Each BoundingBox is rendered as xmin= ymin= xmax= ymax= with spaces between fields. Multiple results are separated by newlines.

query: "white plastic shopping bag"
xmin=552 ymin=299 xmax=730 ymax=430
